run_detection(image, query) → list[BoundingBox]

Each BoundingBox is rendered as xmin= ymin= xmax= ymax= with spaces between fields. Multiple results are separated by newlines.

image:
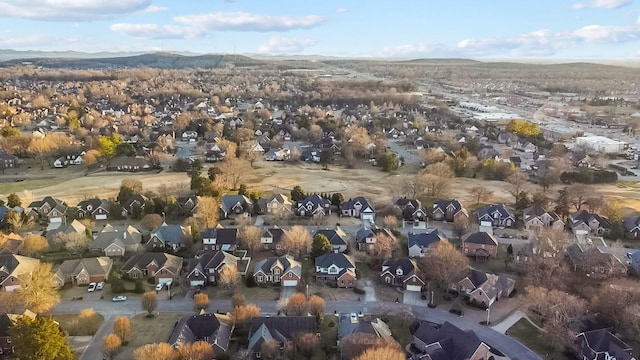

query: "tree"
xmin=297 ymin=332 xmax=320 ymax=359
xmin=232 ymin=293 xmax=246 ymax=308
xmin=28 ymin=136 xmax=56 ymax=170
xmin=506 ymin=119 xmax=541 ymax=137
xmin=452 ymin=216 xmax=469 ymax=239
xmin=308 ymin=295 xmax=325 ymax=323
xmin=217 ymin=157 xmax=250 ymax=190
xmin=377 ymin=152 xmax=399 ymax=172
xmin=400 ymin=174 xmax=423 ymax=198
xmin=291 ymin=185 xmax=306 ymax=202
xmin=18 ymin=262 xmax=60 ymax=313
xmin=193 ymin=293 xmax=209 ymax=312
xmin=141 ymin=291 xmax=157 ymax=317
xmin=382 ymin=215 xmax=398 ymax=229
xmin=5 ymin=209 xmax=34 ymax=232
xmin=219 ymin=265 xmax=240 ymax=292
xmin=233 ymin=303 xmax=262 ymax=324
xmin=320 ymin=150 xmax=334 ymax=170
xmin=0 ymin=291 xmax=21 ymax=313
xmin=420 ymin=148 xmax=447 ymax=166
xmin=623 ymin=304 xmax=640 ymax=340
xmin=141 ymin=214 xmax=164 ymax=230
xmin=134 ymin=343 xmax=177 ymax=360
xmin=282 ymin=225 xmax=312 ymax=258
xmin=22 ymin=234 xmax=48 ymax=256
xmin=98 ymin=133 xmax=123 ymax=158
xmin=10 ymin=315 xmax=74 ymax=360
xmin=419 ymin=240 xmax=469 ymax=287
xmin=176 ymin=341 xmax=213 ymax=360
xmin=515 ymin=191 xmax=531 ymax=210
xmin=505 ymin=171 xmax=529 ymax=205
xmin=422 ymin=162 xmax=455 ymax=197
xmin=285 ymin=292 xmax=308 ymax=316
xmin=56 ymin=232 xmax=90 ymax=253
xmin=103 ymin=333 xmax=122 ymax=360
xmin=260 ymin=340 xmax=279 ymax=360
xmin=6 ymin=193 xmax=20 ymax=207
xmin=331 ymin=192 xmax=344 ymax=207
xmin=311 ymin=233 xmax=332 ymax=257
xmin=341 ymin=333 xmax=402 ymax=360
xmin=194 ymin=196 xmax=219 ymax=228
xmin=372 ymin=232 xmax=397 ymax=261
xmin=113 ymin=316 xmax=131 ymax=343
xmin=354 ymin=344 xmax=405 ymax=360
xmin=239 ymin=225 xmax=261 ymax=255
xmin=564 ymin=184 xmax=589 ymax=211
xmin=77 ymin=308 xmax=102 ymax=335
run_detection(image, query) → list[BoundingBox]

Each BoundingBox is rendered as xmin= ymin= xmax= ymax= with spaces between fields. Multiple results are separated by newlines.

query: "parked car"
xmin=112 ymin=295 xmax=127 ymax=302
xmin=155 ymin=283 xmax=164 ymax=291
xmin=87 ymin=282 xmax=97 ymax=292
xmin=96 ymin=282 xmax=105 ymax=290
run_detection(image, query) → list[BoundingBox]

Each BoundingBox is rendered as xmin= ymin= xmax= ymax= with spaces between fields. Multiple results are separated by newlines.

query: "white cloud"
xmin=258 ymin=37 xmax=317 ymax=53
xmin=335 ymin=8 xmax=347 ymax=13
xmin=110 ymin=23 xmax=205 ymax=39
xmin=572 ymin=24 xmax=638 ymax=41
xmin=142 ymin=5 xmax=167 ymax=13
xmin=0 ymin=0 xmax=151 ymax=21
xmin=573 ymin=0 xmax=632 ymax=9
xmin=173 ymin=11 xmax=325 ymax=32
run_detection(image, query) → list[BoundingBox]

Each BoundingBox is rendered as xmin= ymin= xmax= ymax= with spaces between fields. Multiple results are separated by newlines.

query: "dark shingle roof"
xmin=462 ymin=232 xmax=498 ymax=246
xmin=411 ymin=321 xmax=485 ymax=360
xmin=578 ymin=329 xmax=634 ymax=360
xmin=408 ymin=230 xmax=445 ymax=248
xmin=248 ymin=316 xmax=315 ymax=353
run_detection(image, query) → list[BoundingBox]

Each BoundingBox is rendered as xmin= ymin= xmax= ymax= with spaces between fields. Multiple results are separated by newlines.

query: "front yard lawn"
xmin=53 ymin=310 xmax=104 ymax=336
xmin=115 ymin=312 xmax=184 ymax=360
xmin=384 ymin=315 xmax=413 ymax=348
xmin=506 ymin=318 xmax=572 ymax=360
xmin=203 ymin=281 xmax=281 ymax=301
xmin=314 ymin=315 xmax=339 ymax=360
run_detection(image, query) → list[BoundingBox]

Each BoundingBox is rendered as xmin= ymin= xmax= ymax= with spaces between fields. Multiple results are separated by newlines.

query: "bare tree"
xmin=297 ymin=332 xmax=320 ymax=359
xmin=141 ymin=291 xmax=157 ymax=317
xmin=194 ymin=196 xmax=219 ymax=228
xmin=308 ymin=295 xmax=325 ymax=323
xmin=260 ymin=340 xmax=279 ymax=360
xmin=372 ymin=232 xmax=397 ymax=261
xmin=399 ymin=174 xmax=423 ymax=198
xmin=239 ymin=225 xmax=261 ymax=255
xmin=505 ymin=171 xmax=529 ymax=205
xmin=468 ymin=186 xmax=493 ymax=206
xmin=113 ymin=317 xmax=131 ymax=344
xmin=18 ymin=262 xmax=60 ymax=313
xmin=282 ymin=225 xmax=312 ymax=258
xmin=285 ymin=292 xmax=308 ymax=316
xmin=22 ymin=234 xmax=48 ymax=256
xmin=382 ymin=215 xmax=398 ymax=229
xmin=217 ymin=157 xmax=251 ymax=190
xmin=419 ymin=240 xmax=469 ymax=288
xmin=219 ymin=265 xmax=240 ymax=292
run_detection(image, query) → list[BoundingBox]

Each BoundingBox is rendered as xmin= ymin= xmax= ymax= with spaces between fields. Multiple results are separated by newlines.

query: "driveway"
xmin=403 ymin=291 xmax=426 ymax=306
xmin=279 ymin=286 xmax=297 ymax=301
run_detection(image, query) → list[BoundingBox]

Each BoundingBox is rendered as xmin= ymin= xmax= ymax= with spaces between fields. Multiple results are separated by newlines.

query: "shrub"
xmin=354 ymin=288 xmax=366 ymax=295
xmin=245 ymin=272 xmax=257 ymax=288
xmin=134 ymin=279 xmax=144 ymax=294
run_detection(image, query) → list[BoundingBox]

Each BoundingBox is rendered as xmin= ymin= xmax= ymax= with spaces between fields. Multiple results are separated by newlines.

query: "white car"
xmin=112 ymin=295 xmax=127 ymax=302
xmin=87 ymin=282 xmax=97 ymax=292
xmin=155 ymin=283 xmax=164 ymax=291
xmin=96 ymin=282 xmax=105 ymax=290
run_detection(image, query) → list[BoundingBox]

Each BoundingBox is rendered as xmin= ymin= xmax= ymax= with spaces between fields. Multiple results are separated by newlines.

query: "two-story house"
xmin=168 ymin=313 xmax=234 ymax=356
xmin=315 ymin=252 xmax=357 ymax=288
xmin=122 ymin=194 xmax=148 ymax=215
xmin=0 ymin=254 xmax=41 ymax=292
xmin=90 ymin=224 xmax=143 ymax=257
xmin=146 ymin=224 xmax=191 ymax=251
xmin=380 ymin=257 xmax=424 ymax=291
xmin=248 ymin=316 xmax=316 ymax=359
xmin=340 ymin=197 xmax=375 ymax=224
xmin=431 ymin=199 xmax=469 ymax=223
xmin=522 ymin=205 xmax=564 ymax=231
xmin=355 ymin=225 xmax=395 ymax=252
xmin=186 ymin=251 xmax=239 ymax=287
xmin=407 ymin=230 xmax=446 ymax=258
xmin=252 ymin=255 xmax=302 ymax=287
xmin=314 ymin=227 xmax=349 ymax=253
xmin=76 ymin=198 xmax=110 ymax=221
xmin=260 ymin=226 xmax=286 ymax=251
xmin=295 ymin=195 xmax=332 ymax=217
xmin=120 ymin=252 xmax=183 ymax=285
xmin=202 ymin=227 xmax=238 ymax=251
xmin=27 ymin=196 xmax=67 ymax=224
xmin=455 ymin=269 xmax=515 ymax=307
xmin=569 ymin=210 xmax=612 ymax=236
xmin=477 ymin=204 xmax=515 ymax=228
xmin=256 ymin=194 xmax=292 ymax=216
xmin=394 ymin=198 xmax=427 ymax=226
xmin=462 ymin=232 xmax=499 ymax=261
xmin=220 ymin=195 xmax=253 ymax=219
xmin=623 ymin=215 xmax=640 ymax=238
xmin=576 ymin=329 xmax=636 ymax=360
xmin=0 ymin=152 xmax=18 ymax=171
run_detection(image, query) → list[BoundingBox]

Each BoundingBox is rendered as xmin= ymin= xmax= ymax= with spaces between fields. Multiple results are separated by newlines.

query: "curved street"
xmin=51 ymin=297 xmax=542 ymax=360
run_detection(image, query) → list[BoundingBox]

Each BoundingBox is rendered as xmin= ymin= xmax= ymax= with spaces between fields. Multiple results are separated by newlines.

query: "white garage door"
xmin=282 ymin=280 xmax=298 ymax=287
xmin=406 ymin=285 xmax=422 ymax=292
xmin=4 ymin=285 xmax=21 ymax=292
xmin=50 ymin=217 xmax=62 ymax=223
xmin=95 ymin=214 xmax=107 ymax=220
xmin=158 ymin=278 xmax=173 ymax=284
xmin=190 ymin=280 xmax=205 ymax=287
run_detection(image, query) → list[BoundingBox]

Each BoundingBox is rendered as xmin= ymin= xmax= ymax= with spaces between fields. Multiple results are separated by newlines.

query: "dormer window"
xmin=396 ymin=268 xmax=403 ymax=276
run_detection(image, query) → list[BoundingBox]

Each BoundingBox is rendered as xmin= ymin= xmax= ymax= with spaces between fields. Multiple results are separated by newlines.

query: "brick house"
xmin=315 ymin=252 xmax=357 ymax=288
xmin=430 ymin=199 xmax=469 ymax=223
xmin=380 ymin=257 xmax=424 ymax=292
xmin=186 ymin=251 xmax=239 ymax=287
xmin=54 ymin=257 xmax=113 ymax=287
xmin=252 ymin=255 xmax=302 ymax=287
xmin=462 ymin=232 xmax=499 ymax=261
xmin=120 ymin=252 xmax=183 ymax=285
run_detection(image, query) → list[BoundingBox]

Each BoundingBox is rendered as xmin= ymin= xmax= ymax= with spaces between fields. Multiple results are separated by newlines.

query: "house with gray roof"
xmin=315 ymin=252 xmax=356 ymax=288
xmin=455 ymin=269 xmax=515 ymax=308
xmin=380 ymin=257 xmax=424 ymax=292
xmin=314 ymin=227 xmax=348 ymax=253
xmin=295 ymin=195 xmax=332 ymax=217
xmin=462 ymin=232 xmax=499 ymax=260
xmin=576 ymin=328 xmax=635 ymax=360
xmin=219 ymin=195 xmax=252 ymax=219
xmin=408 ymin=230 xmax=446 ymax=258
xmin=355 ymin=225 xmax=395 ymax=252
xmin=186 ymin=251 xmax=239 ymax=287
xmin=168 ymin=312 xmax=234 ymax=355
xmin=248 ymin=316 xmax=316 ymax=359
xmin=146 ymin=223 xmax=191 ymax=251
xmin=76 ymin=198 xmax=110 ymax=221
xmin=202 ymin=227 xmax=238 ymax=251
xmin=120 ymin=252 xmax=182 ymax=285
xmin=90 ymin=224 xmax=142 ymax=257
xmin=477 ymin=204 xmax=515 ymax=228
xmin=45 ymin=219 xmax=87 ymax=250
xmin=0 ymin=254 xmax=41 ymax=292
xmin=340 ymin=197 xmax=375 ymax=224
xmin=623 ymin=215 xmax=640 ymax=239
xmin=431 ymin=199 xmax=468 ymax=223
xmin=253 ymin=254 xmax=301 ymax=287
xmin=569 ymin=210 xmax=611 ymax=236
xmin=522 ymin=205 xmax=563 ymax=231
xmin=27 ymin=196 xmax=67 ymax=224
xmin=260 ymin=226 xmax=286 ymax=251
xmin=338 ymin=314 xmax=393 ymax=354
xmin=54 ymin=257 xmax=113 ymax=287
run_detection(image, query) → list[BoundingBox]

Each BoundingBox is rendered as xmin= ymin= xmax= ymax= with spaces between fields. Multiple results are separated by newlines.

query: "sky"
xmin=1 ymin=0 xmax=640 ymax=59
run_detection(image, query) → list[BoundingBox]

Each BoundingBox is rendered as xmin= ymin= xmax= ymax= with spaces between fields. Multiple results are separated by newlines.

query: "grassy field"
xmin=114 ymin=312 xmax=185 ymax=360
xmin=203 ymin=281 xmax=281 ymax=302
xmin=53 ymin=311 xmax=104 ymax=336
xmin=506 ymin=318 xmax=572 ymax=360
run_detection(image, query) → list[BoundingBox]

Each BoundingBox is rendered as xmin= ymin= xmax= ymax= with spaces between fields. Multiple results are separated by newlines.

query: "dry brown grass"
xmin=114 ymin=312 xmax=184 ymax=360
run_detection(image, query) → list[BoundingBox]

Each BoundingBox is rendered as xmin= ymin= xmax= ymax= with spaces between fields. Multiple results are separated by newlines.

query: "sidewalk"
xmin=491 ymin=310 xmax=527 ymax=334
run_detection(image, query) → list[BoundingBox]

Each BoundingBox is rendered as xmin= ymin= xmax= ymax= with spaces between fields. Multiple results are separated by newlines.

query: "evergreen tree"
xmin=311 ymin=234 xmax=332 ymax=257
xmin=10 ymin=316 xmax=74 ymax=360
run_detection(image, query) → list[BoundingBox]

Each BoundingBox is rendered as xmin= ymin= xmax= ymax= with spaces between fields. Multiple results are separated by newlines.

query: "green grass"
xmin=385 ymin=315 xmax=413 ymax=348
xmin=506 ymin=318 xmax=572 ymax=360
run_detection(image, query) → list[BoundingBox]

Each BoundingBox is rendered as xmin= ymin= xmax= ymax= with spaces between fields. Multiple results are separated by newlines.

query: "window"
xmin=329 ymin=267 xmax=338 ymax=274
xmin=6 ymin=338 xmax=11 ymax=344
xmin=288 ymin=273 xmax=293 ymax=278
xmin=274 ymin=268 xmax=280 ymax=275
xmin=257 ymin=275 xmax=263 ymax=282
xmin=256 ymin=352 xmax=261 ymax=358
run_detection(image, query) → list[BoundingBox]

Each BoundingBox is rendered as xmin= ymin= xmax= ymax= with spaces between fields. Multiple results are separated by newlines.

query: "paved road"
xmin=53 ymin=298 xmax=541 ymax=360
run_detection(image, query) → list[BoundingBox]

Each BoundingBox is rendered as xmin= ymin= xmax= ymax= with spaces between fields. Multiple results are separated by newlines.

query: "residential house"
xmin=314 ymin=227 xmax=349 ymax=253
xmin=295 ymin=195 xmax=332 ymax=217
xmin=146 ymin=223 xmax=191 ymax=251
xmin=0 ymin=310 xmax=36 ymax=359
xmin=202 ymin=227 xmax=238 ymax=251
xmin=576 ymin=329 xmax=635 ymax=360
xmin=380 ymin=257 xmax=424 ymax=291
xmin=355 ymin=225 xmax=395 ymax=252
xmin=407 ymin=230 xmax=446 ymax=258
xmin=565 ymin=243 xmax=627 ymax=277
xmin=522 ymin=205 xmax=564 ymax=231
xmin=27 ymin=196 xmax=67 ymax=224
xmin=514 ymin=139 xmax=537 ymax=153
xmin=253 ymin=255 xmax=302 ymax=287
xmin=409 ymin=321 xmax=510 ymax=360
xmin=569 ymin=210 xmax=611 ymax=236
xmin=255 ymin=194 xmax=292 ymax=216
xmin=106 ymin=157 xmax=153 ymax=172
xmin=340 ymin=197 xmax=375 ymax=224
xmin=90 ymin=224 xmax=142 ymax=257
xmin=0 ymin=233 xmax=24 ymax=255
xmin=315 ymin=252 xmax=357 ymax=288
xmin=338 ymin=314 xmax=394 ymax=354
xmin=0 ymin=152 xmax=18 ymax=171
xmin=248 ymin=316 xmax=316 ymax=359
xmin=53 ymin=153 xmax=84 ymax=168
xmin=263 ymin=148 xmax=290 ymax=161
xmin=45 ymin=219 xmax=87 ymax=250
xmin=120 ymin=252 xmax=182 ymax=284
xmin=168 ymin=313 xmax=234 ymax=355
xmin=260 ymin=226 xmax=286 ymax=251
xmin=122 ymin=194 xmax=148 ymax=215
xmin=0 ymin=254 xmax=41 ymax=292
xmin=477 ymin=204 xmax=515 ymax=228
xmin=54 ymin=257 xmax=113 ymax=287
xmin=462 ymin=232 xmax=499 ymax=261
xmin=455 ymin=269 xmax=515 ymax=307
xmin=186 ymin=251 xmax=239 ymax=287
xmin=394 ymin=198 xmax=427 ymax=226
xmin=623 ymin=215 xmax=640 ymax=238
xmin=431 ymin=199 xmax=469 ymax=223
xmin=220 ymin=195 xmax=253 ymax=219
xmin=76 ymin=198 xmax=110 ymax=220
xmin=181 ymin=130 xmax=198 ymax=141
xmin=175 ymin=196 xmax=198 ymax=215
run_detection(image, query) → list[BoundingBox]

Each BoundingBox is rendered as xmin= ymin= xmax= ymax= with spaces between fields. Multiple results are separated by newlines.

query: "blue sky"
xmin=1 ymin=0 xmax=639 ymax=58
